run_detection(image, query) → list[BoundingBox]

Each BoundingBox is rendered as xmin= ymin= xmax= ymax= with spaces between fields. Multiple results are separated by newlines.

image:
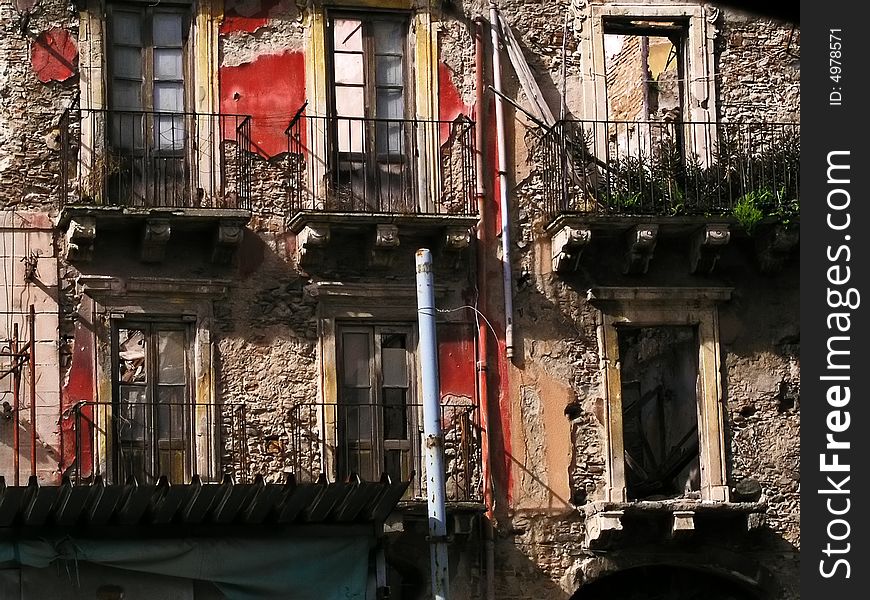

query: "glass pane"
xmin=373 ymin=21 xmax=404 ymax=54
xmin=113 ymin=11 xmax=142 ymax=46
xmin=153 ymin=13 xmax=184 ymax=47
xmin=334 ymin=53 xmax=364 ymax=85
xmin=382 ymin=388 xmax=407 ymax=440
xmin=376 ymin=121 xmax=403 ymax=155
xmin=334 ymin=86 xmax=365 ymax=118
xmin=154 ymin=48 xmax=183 ymax=80
xmin=342 ymin=332 xmax=371 ymax=386
xmin=382 ymin=346 xmax=408 ymax=387
xmin=112 ymin=47 xmax=142 ymax=79
xmin=154 ymin=82 xmax=184 ymax=112
xmin=333 ymin=19 xmax=363 ymax=52
xmin=344 ymin=447 xmax=375 ymax=481
xmin=111 ymin=80 xmax=142 ymax=111
xmin=111 ymin=112 xmax=144 ymax=150
xmin=376 ymin=56 xmax=403 ymax=86
xmin=336 ymin=117 xmax=364 ymax=154
xmin=158 ymin=448 xmax=186 ymax=484
xmin=119 ymin=385 xmax=147 ymax=441
xmin=376 ymin=88 xmax=404 ymax=120
xmin=384 ymin=449 xmax=407 ymax=482
xmin=157 ymin=386 xmax=185 ymax=441
xmin=155 ymin=115 xmax=186 ymax=151
xmin=157 ymin=330 xmax=185 ymax=384
xmin=118 ymin=329 xmax=147 ymax=383
xmin=340 ymin=389 xmax=372 ymax=442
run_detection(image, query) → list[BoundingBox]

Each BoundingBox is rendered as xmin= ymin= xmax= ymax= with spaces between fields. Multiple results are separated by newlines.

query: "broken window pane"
xmin=333 ymin=19 xmax=363 ymax=52
xmin=157 ymin=330 xmax=185 ymax=384
xmin=118 ymin=329 xmax=147 ymax=383
xmin=618 ymin=325 xmax=701 ymax=500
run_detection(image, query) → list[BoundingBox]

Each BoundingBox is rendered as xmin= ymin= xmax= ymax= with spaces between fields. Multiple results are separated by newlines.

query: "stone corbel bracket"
xmin=443 ymin=225 xmax=472 ymax=252
xmin=141 ymin=218 xmax=171 ymax=263
xmin=551 ymin=224 xmax=592 ymax=273
xmin=623 ymin=224 xmax=659 ymax=275
xmin=212 ymin=220 xmax=246 ymax=264
xmin=296 ymin=222 xmax=331 ymax=268
xmin=65 ymin=216 xmax=96 ymax=262
xmin=756 ymin=224 xmax=799 ymax=273
xmin=670 ymin=510 xmax=696 ymax=540
xmin=690 ymin=223 xmax=731 ymax=274
xmin=584 ymin=510 xmax=624 ymax=550
xmin=369 ymin=224 xmax=401 ymax=269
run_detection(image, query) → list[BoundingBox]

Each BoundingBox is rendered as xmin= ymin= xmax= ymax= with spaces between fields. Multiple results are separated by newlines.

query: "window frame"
xmin=335 ymin=322 xmax=418 ymax=485
xmin=105 ymin=2 xmax=192 ymax=154
xmin=110 ymin=317 xmax=194 ymax=484
xmin=594 ymin=289 xmax=730 ymax=503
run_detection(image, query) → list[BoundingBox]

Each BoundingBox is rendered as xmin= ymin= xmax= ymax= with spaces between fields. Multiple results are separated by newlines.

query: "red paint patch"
xmin=60 ymin=323 xmax=95 ymax=475
xmin=438 ymin=63 xmax=470 ymax=145
xmin=31 ymin=28 xmax=77 ymax=83
xmin=220 ymin=51 xmax=306 ymax=159
xmin=221 ymin=0 xmax=283 ymax=35
xmin=438 ymin=325 xmax=476 ymax=398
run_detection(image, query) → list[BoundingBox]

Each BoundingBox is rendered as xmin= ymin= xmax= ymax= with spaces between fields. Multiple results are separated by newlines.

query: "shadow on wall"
xmin=571 ymin=564 xmax=762 ymax=600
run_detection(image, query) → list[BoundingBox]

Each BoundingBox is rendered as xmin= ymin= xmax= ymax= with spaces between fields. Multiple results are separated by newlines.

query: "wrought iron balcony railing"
xmin=289 ymin=401 xmax=482 ymax=503
xmin=537 ymin=119 xmax=800 ymax=225
xmin=286 ymin=108 xmax=478 ymax=217
xmin=67 ymin=401 xmax=249 ymax=486
xmin=60 ymin=108 xmax=253 ymax=210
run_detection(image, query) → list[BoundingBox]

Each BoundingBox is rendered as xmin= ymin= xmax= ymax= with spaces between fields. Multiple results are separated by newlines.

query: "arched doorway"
xmin=572 ymin=565 xmax=763 ymax=600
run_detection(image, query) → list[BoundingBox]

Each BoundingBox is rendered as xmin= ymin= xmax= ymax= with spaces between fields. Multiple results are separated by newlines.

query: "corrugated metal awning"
xmin=0 ymin=473 xmax=409 ymax=529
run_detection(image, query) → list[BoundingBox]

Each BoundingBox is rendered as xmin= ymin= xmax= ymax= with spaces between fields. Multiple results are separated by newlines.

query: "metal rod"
xmin=489 ymin=3 xmax=515 ymax=359
xmin=29 ymin=305 xmax=37 ymax=477
xmin=415 ymin=248 xmax=450 ymax=600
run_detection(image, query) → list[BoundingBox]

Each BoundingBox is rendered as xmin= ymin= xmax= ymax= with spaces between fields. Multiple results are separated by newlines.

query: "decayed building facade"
xmin=0 ymin=0 xmax=799 ymax=598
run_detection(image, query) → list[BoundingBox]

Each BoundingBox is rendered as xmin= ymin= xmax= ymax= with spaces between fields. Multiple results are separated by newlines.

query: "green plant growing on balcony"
xmin=733 ymin=190 xmax=765 ymax=234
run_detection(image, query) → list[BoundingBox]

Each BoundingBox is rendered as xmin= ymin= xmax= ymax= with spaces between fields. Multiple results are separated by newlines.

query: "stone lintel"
xmin=690 ymin=223 xmax=731 ymax=274
xmin=551 ymin=224 xmax=592 ymax=273
xmin=65 ymin=216 xmax=97 ymax=262
xmin=623 ymin=224 xmax=658 ymax=275
xmin=141 ymin=218 xmax=171 ymax=263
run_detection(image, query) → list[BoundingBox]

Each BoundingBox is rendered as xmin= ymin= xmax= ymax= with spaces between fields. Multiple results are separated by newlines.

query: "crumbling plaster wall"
xmin=0 ymin=0 xmax=78 ymax=209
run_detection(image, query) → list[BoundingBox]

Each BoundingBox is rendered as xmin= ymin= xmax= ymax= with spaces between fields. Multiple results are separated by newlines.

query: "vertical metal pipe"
xmin=415 ymin=248 xmax=450 ymax=600
xmin=12 ymin=323 xmax=20 ymax=486
xmin=489 ymin=3 xmax=515 ymax=359
xmin=29 ymin=305 xmax=37 ymax=477
xmin=474 ymin=19 xmax=497 ymax=600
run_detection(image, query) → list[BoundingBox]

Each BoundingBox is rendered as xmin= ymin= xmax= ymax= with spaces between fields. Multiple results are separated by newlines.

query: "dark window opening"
xmin=112 ymin=321 xmax=192 ymax=484
xmin=337 ymin=324 xmax=415 ymax=485
xmin=571 ymin=565 xmax=763 ymax=600
xmin=618 ymin=325 xmax=701 ymax=501
xmin=327 ymin=13 xmax=413 ymax=212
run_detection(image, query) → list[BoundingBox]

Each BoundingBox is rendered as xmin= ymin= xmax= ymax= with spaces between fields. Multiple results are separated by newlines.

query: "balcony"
xmin=67 ymin=401 xmax=250 ymax=486
xmin=0 ymin=401 xmax=410 ymax=528
xmin=537 ymin=120 xmax=800 ymax=273
xmin=57 ymin=108 xmax=254 ymax=263
xmin=289 ymin=401 xmax=483 ymax=505
xmin=285 ymin=109 xmax=479 ymax=268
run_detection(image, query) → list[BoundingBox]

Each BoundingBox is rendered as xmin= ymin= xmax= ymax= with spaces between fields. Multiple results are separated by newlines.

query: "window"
xmin=113 ymin=321 xmax=191 ymax=484
xmin=618 ymin=325 xmax=701 ymax=500
xmin=106 ymin=3 xmax=190 ymax=204
xmin=336 ymin=324 xmax=416 ymax=484
xmin=327 ymin=13 xmax=413 ymax=211
xmin=595 ymin=289 xmax=730 ymax=502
